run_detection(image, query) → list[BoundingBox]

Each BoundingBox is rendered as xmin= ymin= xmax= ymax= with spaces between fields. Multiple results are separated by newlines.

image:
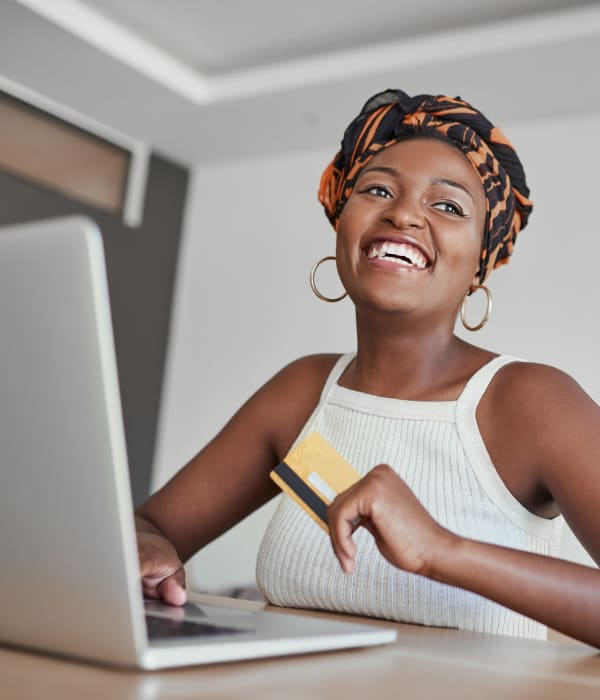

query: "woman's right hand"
xmin=136 ymin=530 xmax=187 ymax=606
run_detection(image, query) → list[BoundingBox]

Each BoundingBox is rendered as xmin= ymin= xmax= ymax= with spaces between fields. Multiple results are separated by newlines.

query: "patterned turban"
xmin=318 ymin=89 xmax=533 ymax=283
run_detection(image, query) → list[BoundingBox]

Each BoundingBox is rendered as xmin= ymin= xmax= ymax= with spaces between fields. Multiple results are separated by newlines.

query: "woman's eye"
xmin=433 ymin=201 xmax=464 ymax=216
xmin=363 ymin=184 xmax=392 ymax=198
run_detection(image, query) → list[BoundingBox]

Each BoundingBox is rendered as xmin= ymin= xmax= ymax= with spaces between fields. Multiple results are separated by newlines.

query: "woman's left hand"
xmin=328 ymin=464 xmax=456 ymax=576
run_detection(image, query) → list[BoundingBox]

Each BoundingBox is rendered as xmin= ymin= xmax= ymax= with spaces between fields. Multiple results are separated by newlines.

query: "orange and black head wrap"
xmin=318 ymin=89 xmax=533 ymax=283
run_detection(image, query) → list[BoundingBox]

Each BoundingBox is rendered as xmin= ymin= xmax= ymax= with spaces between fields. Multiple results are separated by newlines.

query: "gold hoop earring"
xmin=309 ymin=256 xmax=347 ymax=303
xmin=460 ymin=284 xmax=492 ymax=331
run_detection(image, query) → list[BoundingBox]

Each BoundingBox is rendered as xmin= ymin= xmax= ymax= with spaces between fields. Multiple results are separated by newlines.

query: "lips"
xmin=364 ymin=236 xmax=432 ymax=270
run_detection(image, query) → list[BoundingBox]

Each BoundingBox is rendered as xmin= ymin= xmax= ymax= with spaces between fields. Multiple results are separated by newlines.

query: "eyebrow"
xmin=430 ymin=177 xmax=475 ymax=204
xmin=359 ymin=166 xmax=476 ymax=204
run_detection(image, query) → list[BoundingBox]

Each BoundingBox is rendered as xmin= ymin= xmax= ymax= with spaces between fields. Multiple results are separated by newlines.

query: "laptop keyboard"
xmin=145 ymin=614 xmax=249 ymax=640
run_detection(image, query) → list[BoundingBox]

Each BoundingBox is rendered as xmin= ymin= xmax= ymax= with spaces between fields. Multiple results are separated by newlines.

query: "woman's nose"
xmin=382 ymin=196 xmax=425 ymax=229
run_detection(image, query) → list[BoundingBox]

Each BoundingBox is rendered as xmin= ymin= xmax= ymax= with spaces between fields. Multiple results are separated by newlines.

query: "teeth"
xmin=367 ymin=241 xmax=428 ymax=269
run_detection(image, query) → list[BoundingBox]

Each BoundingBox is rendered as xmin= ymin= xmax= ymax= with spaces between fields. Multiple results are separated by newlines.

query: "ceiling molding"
xmin=211 ymin=5 xmax=600 ymax=103
xmin=15 ymin=0 xmax=212 ymax=101
xmin=15 ymin=0 xmax=600 ymax=106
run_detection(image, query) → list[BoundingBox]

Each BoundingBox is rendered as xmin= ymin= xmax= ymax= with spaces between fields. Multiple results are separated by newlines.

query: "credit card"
xmin=270 ymin=432 xmax=361 ymax=532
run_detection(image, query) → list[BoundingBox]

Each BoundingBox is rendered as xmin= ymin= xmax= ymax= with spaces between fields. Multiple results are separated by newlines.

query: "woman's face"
xmin=335 ymin=137 xmax=487 ymax=326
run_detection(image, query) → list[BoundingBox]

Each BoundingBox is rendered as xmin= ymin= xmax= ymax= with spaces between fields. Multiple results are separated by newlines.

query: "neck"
xmin=345 ymin=308 xmax=477 ymax=400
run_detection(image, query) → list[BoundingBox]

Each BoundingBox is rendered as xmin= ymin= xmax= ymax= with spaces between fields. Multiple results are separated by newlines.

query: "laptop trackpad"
xmin=144 ymin=600 xmax=254 ymax=640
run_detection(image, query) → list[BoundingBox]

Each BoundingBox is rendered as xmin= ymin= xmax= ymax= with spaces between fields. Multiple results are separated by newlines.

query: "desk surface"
xmin=3 ymin=594 xmax=600 ymax=700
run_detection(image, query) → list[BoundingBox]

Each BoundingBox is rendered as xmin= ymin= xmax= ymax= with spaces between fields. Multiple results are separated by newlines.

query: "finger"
xmin=331 ymin=528 xmax=355 ymax=573
xmin=158 ymin=570 xmax=187 ymax=606
xmin=361 ymin=518 xmax=376 ymax=537
xmin=141 ymin=564 xmax=185 ymax=602
xmin=141 ymin=574 xmax=168 ymax=600
xmin=329 ymin=500 xmax=361 ymax=574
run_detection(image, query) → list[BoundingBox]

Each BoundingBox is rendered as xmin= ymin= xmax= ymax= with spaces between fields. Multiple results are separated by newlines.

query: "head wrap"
xmin=318 ymin=89 xmax=533 ymax=283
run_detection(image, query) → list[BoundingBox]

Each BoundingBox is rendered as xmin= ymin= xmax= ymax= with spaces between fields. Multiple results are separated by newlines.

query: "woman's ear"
xmin=470 ymin=267 xmax=483 ymax=290
xmin=466 ymin=277 xmax=478 ymax=294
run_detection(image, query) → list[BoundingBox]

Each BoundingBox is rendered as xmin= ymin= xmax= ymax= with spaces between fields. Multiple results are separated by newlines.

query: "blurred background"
xmin=1 ymin=0 xmax=599 ymax=594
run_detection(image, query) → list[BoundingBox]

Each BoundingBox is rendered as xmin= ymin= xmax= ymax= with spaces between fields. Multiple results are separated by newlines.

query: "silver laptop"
xmin=0 ymin=216 xmax=396 ymax=669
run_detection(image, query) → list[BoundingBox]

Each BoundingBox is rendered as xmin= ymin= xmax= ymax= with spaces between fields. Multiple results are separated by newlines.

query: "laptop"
xmin=0 ymin=216 xmax=396 ymax=669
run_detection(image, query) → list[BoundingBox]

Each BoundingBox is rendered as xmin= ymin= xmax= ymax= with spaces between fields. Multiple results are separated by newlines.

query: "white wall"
xmin=153 ymin=111 xmax=599 ymax=592
xmin=152 ymin=147 xmax=356 ymax=590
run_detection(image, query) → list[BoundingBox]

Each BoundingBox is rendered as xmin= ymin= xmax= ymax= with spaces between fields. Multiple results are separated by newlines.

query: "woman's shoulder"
xmin=482 ymin=357 xmax=598 ymax=445
xmin=476 ymin=358 xmax=600 ymax=513
xmin=492 ymin=358 xmax=586 ymax=403
xmin=269 ymin=353 xmax=344 ymax=393
xmin=249 ymin=354 xmax=344 ymax=415
xmin=476 ymin=356 xmax=600 ymax=519
xmin=258 ymin=354 xmax=343 ymax=459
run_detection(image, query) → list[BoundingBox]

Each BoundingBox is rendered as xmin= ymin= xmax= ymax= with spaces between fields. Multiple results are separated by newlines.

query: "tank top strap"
xmin=320 ymin=352 xmax=356 ymax=400
xmin=456 ymin=354 xmax=522 ymax=412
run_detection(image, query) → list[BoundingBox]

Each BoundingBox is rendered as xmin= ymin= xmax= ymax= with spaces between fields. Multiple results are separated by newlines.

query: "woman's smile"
xmin=363 ymin=234 xmax=433 ymax=271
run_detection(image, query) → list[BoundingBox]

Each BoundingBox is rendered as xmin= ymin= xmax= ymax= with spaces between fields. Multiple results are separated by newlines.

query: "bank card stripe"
xmin=273 ymin=461 xmax=329 ymax=526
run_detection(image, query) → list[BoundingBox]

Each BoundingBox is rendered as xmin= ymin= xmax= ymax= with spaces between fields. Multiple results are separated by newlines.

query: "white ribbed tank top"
xmin=256 ymin=353 xmax=564 ymax=639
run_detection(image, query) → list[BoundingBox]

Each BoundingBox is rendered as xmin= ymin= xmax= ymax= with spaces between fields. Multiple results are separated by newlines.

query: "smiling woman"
xmin=135 ymin=88 xmax=600 ymax=649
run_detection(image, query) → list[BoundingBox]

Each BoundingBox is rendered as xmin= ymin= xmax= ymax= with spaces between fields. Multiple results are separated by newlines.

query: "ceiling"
xmin=1 ymin=0 xmax=600 ymax=165
xmin=74 ymin=0 xmax=598 ymax=75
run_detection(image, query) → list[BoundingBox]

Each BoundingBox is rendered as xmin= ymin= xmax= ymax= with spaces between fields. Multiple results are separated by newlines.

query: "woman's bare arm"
xmin=434 ymin=533 xmax=600 ymax=647
xmin=136 ymin=355 xmax=338 ymax=566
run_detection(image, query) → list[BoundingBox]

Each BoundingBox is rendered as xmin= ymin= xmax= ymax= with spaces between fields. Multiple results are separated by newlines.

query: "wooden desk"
xmin=2 ymin=594 xmax=599 ymax=700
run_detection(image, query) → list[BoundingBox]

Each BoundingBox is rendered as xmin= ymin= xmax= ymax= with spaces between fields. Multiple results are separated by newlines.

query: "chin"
xmin=356 ymin=294 xmax=421 ymax=316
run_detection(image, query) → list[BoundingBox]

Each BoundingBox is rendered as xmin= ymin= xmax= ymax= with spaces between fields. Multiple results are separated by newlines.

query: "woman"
xmin=136 ymin=89 xmax=600 ymax=648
